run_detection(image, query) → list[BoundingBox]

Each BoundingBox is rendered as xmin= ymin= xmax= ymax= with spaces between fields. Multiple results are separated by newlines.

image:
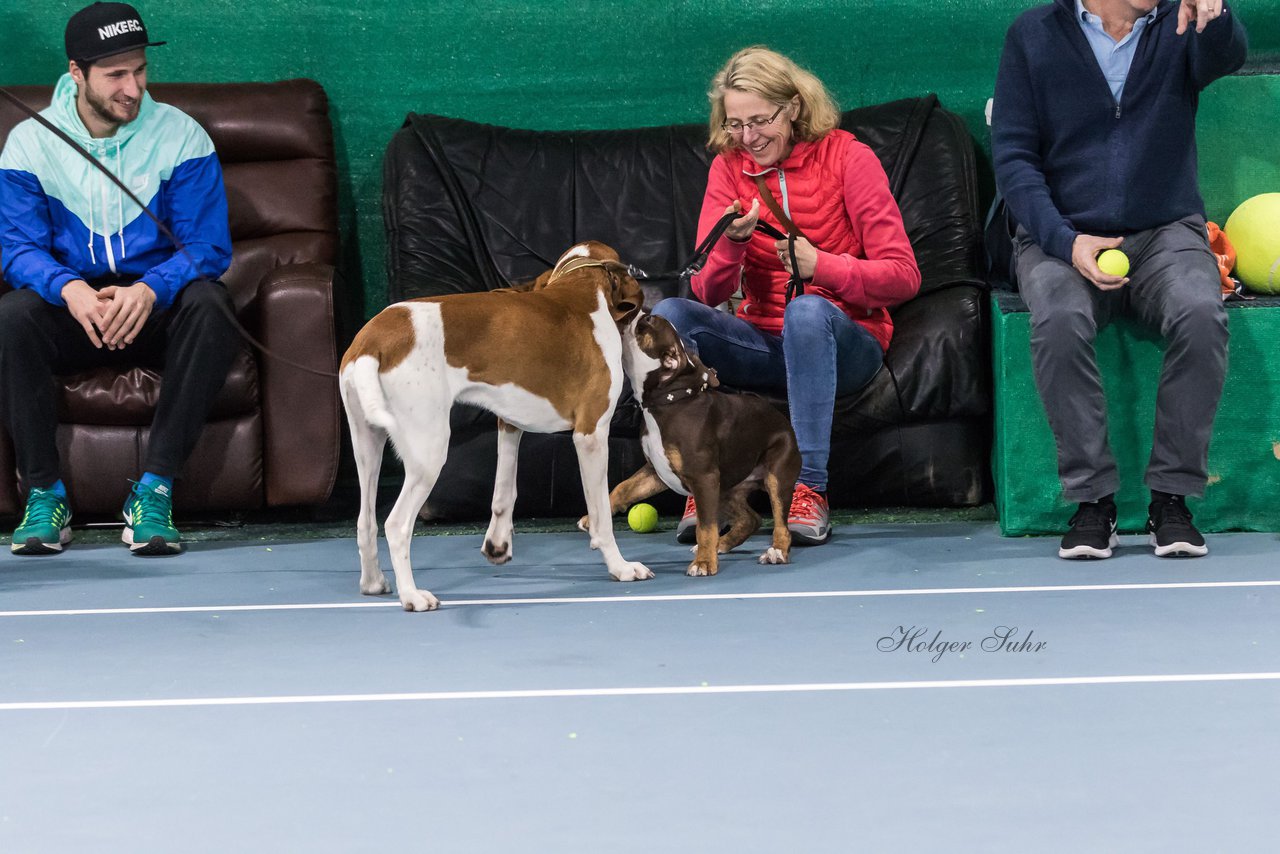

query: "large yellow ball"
xmin=627 ymin=502 xmax=658 ymax=533
xmin=1226 ymin=193 xmax=1280 ymax=294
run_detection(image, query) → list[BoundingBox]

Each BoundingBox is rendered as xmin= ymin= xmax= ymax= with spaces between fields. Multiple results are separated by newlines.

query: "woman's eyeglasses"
xmin=722 ymin=104 xmax=785 ymax=136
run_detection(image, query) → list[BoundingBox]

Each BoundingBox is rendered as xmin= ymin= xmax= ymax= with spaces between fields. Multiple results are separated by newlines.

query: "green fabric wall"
xmin=1197 ymin=72 xmax=1280 ymax=223
xmin=2 ymin=1 xmax=1277 ymax=327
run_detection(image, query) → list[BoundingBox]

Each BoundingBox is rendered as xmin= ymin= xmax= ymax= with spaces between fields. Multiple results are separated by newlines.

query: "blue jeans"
xmin=652 ymin=295 xmax=884 ymax=491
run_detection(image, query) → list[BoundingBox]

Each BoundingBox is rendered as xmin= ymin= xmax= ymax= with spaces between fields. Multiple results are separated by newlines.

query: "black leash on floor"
xmin=0 ymin=87 xmax=337 ymax=378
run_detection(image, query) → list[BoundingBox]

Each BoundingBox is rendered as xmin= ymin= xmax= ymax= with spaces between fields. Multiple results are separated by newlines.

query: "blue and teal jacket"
xmin=0 ymin=73 xmax=231 ymax=309
xmin=992 ymin=0 xmax=1247 ymax=263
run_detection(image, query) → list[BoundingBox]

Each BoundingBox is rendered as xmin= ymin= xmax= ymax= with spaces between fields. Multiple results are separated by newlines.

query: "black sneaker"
xmin=1147 ymin=492 xmax=1207 ymax=557
xmin=1059 ymin=497 xmax=1118 ymax=559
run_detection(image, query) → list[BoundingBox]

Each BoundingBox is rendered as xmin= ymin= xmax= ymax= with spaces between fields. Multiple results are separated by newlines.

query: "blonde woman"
xmin=653 ymin=46 xmax=921 ymax=546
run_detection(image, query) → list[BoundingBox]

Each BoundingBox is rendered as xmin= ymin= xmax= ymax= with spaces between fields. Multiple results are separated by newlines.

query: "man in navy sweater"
xmin=993 ymin=0 xmax=1247 ymax=559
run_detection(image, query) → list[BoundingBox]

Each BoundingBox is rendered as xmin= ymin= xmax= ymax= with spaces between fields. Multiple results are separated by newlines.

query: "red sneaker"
xmin=787 ymin=483 xmax=830 ymax=545
xmin=676 ymin=495 xmax=697 ymax=544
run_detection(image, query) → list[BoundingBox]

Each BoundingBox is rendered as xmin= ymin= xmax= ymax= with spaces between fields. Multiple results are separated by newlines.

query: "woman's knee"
xmin=651 ymin=296 xmax=709 ymax=334
xmin=783 ymin=294 xmax=833 ymax=323
xmin=782 ymin=294 xmax=838 ymax=338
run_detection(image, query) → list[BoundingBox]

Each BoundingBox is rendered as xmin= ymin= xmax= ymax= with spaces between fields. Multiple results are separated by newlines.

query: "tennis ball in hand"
xmin=627 ymin=502 xmax=659 ymax=533
xmin=1096 ymin=249 xmax=1130 ymax=277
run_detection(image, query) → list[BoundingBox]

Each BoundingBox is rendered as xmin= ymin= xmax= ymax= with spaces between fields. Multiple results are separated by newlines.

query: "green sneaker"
xmin=11 ymin=487 xmax=73 ymax=555
xmin=122 ymin=481 xmax=181 ymax=555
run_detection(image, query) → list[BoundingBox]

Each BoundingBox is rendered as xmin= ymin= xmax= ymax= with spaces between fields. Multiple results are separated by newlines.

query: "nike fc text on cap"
xmin=65 ymin=2 xmax=166 ymax=63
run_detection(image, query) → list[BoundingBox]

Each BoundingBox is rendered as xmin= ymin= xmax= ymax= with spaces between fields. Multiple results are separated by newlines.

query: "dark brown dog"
xmin=589 ymin=312 xmax=801 ymax=576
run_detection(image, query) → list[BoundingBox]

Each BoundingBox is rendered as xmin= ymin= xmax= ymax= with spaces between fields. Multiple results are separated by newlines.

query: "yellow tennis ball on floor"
xmin=1226 ymin=192 xmax=1280 ymax=294
xmin=627 ymin=502 xmax=658 ymax=533
xmin=1097 ymin=248 xmax=1129 ymax=277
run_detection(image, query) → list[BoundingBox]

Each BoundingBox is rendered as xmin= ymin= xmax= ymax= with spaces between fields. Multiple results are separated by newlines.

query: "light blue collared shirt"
xmin=1076 ymin=0 xmax=1158 ymax=103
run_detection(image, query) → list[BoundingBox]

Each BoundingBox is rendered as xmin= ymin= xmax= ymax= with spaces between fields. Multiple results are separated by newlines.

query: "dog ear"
xmin=603 ymin=262 xmax=645 ymax=322
xmin=658 ymin=347 xmax=684 ymax=383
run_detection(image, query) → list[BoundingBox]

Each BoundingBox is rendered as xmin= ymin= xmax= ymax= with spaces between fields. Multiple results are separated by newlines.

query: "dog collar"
xmin=547 ymin=258 xmax=610 ymax=283
xmin=642 ymin=366 xmax=712 ymax=408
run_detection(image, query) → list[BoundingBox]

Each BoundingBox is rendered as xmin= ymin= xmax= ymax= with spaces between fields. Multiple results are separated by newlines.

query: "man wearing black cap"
xmin=0 ymin=2 xmax=237 ymax=556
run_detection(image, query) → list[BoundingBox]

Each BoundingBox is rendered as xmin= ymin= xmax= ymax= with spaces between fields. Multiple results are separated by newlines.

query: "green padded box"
xmin=992 ymin=291 xmax=1280 ymax=535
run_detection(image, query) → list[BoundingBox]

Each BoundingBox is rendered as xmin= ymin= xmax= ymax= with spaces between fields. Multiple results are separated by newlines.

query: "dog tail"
xmin=343 ymin=355 xmax=398 ymax=434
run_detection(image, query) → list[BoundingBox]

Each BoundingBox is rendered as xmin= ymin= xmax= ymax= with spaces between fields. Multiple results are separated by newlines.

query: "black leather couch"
xmin=382 ymin=95 xmax=990 ymax=520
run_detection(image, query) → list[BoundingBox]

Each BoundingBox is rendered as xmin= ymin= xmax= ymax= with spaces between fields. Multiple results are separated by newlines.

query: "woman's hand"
xmin=724 ymin=198 xmax=760 ymax=241
xmin=775 ymin=236 xmax=817 ymax=280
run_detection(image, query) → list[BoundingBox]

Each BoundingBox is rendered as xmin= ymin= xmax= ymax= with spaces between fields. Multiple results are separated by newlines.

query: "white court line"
xmin=4 ymin=671 xmax=1280 ymax=711
xmin=2 ymin=579 xmax=1280 ymax=618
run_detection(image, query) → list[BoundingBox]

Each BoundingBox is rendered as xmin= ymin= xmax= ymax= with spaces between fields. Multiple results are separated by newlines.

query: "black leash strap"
xmin=675 ymin=209 xmax=790 ymax=282
xmin=750 ymin=174 xmax=809 ymax=303
xmin=0 ymin=86 xmax=336 ymax=378
xmin=679 ymin=209 xmax=738 ymax=279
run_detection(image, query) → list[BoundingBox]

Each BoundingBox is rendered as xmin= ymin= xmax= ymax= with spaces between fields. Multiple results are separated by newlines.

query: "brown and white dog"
xmin=340 ymin=242 xmax=652 ymax=611
xmin=589 ymin=312 xmax=802 ymax=577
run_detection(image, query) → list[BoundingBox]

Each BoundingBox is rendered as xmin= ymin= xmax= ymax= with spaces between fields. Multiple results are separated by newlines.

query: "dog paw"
xmin=686 ymin=559 xmax=718 ymax=577
xmin=481 ymin=538 xmax=512 ymax=565
xmin=757 ymin=547 xmax=789 ymax=565
xmin=610 ymin=561 xmax=654 ymax=582
xmin=400 ymin=589 xmax=440 ymax=612
xmin=360 ymin=572 xmax=391 ymax=595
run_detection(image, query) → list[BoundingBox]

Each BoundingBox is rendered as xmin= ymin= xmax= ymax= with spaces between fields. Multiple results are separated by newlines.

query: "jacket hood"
xmin=47 ymin=72 xmax=154 ymax=148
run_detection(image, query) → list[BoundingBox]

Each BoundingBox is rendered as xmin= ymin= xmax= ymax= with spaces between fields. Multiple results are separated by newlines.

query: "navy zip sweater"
xmin=992 ymin=0 xmax=1247 ymax=263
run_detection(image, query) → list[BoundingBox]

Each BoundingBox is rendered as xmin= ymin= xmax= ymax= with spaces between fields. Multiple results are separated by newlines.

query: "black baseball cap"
xmin=65 ymin=2 xmax=166 ymax=64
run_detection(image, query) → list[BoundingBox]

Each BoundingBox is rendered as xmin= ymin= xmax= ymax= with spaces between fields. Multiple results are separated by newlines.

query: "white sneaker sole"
xmin=1059 ymin=532 xmax=1119 ymax=560
xmin=675 ymin=520 xmax=698 ymax=544
xmin=1149 ymin=534 xmax=1208 ymax=558
xmin=11 ymin=526 xmax=72 ymax=555
xmin=122 ymin=527 xmax=182 ymax=555
xmin=788 ymin=525 xmax=831 ymax=546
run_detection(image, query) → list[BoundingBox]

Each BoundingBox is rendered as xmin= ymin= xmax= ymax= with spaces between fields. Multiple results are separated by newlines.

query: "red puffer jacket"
xmin=690 ymin=128 xmax=921 ymax=350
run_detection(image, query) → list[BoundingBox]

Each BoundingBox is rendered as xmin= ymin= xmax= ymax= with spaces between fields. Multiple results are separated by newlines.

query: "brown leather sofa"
xmin=0 ymin=79 xmax=341 ymax=516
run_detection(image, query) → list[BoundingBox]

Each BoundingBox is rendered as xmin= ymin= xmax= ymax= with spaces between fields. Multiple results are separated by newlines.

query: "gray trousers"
xmin=1014 ymin=215 xmax=1228 ymax=502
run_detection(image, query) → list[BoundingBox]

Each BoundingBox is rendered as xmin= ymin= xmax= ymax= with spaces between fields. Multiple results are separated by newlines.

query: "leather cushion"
xmin=57 ymin=348 xmax=258 ymax=425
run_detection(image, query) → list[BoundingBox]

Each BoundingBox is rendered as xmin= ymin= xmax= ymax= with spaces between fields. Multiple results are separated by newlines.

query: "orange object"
xmin=1207 ymin=221 xmax=1237 ymax=295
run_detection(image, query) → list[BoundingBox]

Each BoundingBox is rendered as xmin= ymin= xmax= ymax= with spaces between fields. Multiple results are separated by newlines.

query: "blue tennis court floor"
xmin=3 ymin=521 xmax=1279 ymax=852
